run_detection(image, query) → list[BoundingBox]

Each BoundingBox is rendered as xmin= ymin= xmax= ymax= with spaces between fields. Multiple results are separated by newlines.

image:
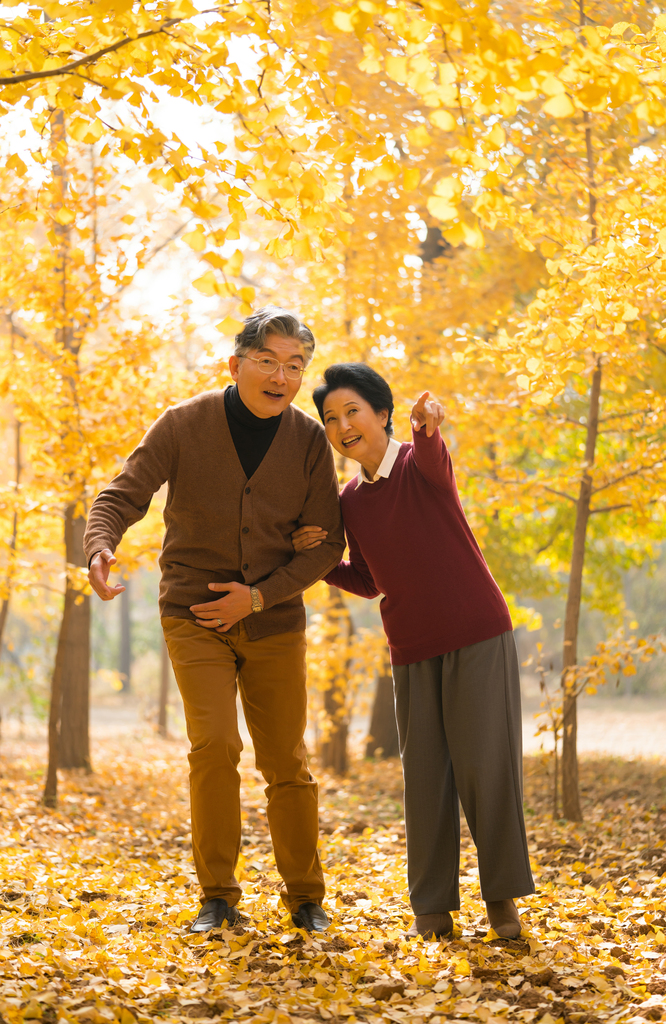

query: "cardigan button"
xmin=242 ymin=526 xmax=249 ymax=534
xmin=245 ymin=487 xmax=251 ymax=494
xmin=242 ymin=563 xmax=249 ymax=571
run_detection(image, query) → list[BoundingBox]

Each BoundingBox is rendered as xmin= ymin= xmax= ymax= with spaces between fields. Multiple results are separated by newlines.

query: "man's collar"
xmin=356 ymin=436 xmax=403 ymax=488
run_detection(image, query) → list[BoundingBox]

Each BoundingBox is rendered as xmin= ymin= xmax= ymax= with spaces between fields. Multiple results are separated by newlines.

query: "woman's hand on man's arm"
xmin=292 ymin=525 xmax=328 ymax=552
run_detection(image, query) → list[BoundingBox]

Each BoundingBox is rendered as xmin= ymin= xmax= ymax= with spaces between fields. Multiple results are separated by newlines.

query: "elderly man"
xmin=85 ymin=307 xmax=344 ymax=934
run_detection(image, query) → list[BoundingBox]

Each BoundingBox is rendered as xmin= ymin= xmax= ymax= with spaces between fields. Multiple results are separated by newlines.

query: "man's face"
xmin=229 ymin=334 xmax=306 ymax=418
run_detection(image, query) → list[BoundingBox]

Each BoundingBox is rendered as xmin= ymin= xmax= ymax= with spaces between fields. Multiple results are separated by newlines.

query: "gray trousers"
xmin=392 ymin=631 xmax=535 ymax=914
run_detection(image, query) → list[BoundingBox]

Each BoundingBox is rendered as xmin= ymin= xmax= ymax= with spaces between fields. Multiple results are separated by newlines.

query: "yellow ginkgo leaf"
xmin=429 ymin=109 xmax=456 ymax=131
xmin=192 ymin=271 xmax=219 ymax=296
xmin=432 ymin=175 xmax=463 ymax=202
xmin=216 ymin=315 xmax=245 ymax=334
xmin=403 ymin=168 xmax=420 ymax=191
xmin=54 ymin=207 xmax=76 ymax=225
xmin=542 ymin=93 xmax=576 ymax=117
xmin=406 ymin=125 xmax=432 ymax=148
xmin=332 ymin=11 xmax=354 ymax=31
xmin=182 ymin=226 xmax=206 ymax=252
xmin=334 ymin=83 xmax=352 ymax=105
xmin=427 ymin=196 xmax=458 ymax=221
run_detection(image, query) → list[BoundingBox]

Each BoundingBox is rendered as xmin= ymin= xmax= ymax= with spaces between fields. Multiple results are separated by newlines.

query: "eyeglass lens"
xmin=254 ymin=357 xmax=303 ymax=379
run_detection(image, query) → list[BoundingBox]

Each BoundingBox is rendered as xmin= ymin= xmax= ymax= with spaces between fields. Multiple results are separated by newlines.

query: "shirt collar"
xmin=224 ymin=384 xmax=282 ymax=431
xmin=356 ymin=436 xmax=403 ymax=488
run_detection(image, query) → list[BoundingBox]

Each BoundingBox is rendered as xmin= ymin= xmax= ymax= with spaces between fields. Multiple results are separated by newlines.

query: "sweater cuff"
xmin=84 ymin=539 xmax=116 ymax=569
xmin=257 ymin=552 xmax=343 ymax=611
xmin=412 ymin=423 xmax=441 ymax=443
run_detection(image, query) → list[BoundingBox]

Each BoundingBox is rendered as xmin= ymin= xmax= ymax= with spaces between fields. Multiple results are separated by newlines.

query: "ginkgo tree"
xmin=0 ymin=125 xmax=223 ymax=803
xmin=457 ymin=8 xmax=666 ymax=820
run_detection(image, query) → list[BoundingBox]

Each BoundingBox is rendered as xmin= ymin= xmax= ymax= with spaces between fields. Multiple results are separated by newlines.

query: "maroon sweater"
xmin=325 ymin=425 xmax=512 ymax=665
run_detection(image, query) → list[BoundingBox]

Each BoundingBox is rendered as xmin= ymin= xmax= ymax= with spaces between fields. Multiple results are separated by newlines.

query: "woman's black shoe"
xmin=291 ymin=902 xmax=329 ymax=932
xmin=190 ymin=898 xmax=241 ymax=933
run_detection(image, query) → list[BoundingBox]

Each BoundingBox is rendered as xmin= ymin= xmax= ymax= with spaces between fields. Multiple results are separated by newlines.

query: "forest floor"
xmin=1 ymin=739 xmax=666 ymax=1024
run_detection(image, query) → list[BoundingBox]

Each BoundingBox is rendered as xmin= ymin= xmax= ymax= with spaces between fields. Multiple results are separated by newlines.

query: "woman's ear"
xmin=379 ymin=408 xmax=389 ymax=427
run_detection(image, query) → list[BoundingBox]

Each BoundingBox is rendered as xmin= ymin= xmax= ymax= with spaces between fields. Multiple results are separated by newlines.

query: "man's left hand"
xmin=190 ymin=582 xmax=263 ymax=632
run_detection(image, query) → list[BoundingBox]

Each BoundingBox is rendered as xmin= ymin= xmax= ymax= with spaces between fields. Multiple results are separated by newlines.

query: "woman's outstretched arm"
xmin=410 ymin=391 xmax=456 ymax=491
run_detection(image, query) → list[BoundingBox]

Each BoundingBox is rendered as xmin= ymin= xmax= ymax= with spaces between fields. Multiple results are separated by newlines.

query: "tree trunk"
xmin=0 ymin=419 xmax=21 ymax=660
xmin=43 ymin=587 xmax=75 ymax=807
xmin=560 ymin=358 xmax=602 ymax=820
xmin=58 ymin=505 xmax=91 ymax=771
xmin=560 ymin=0 xmax=599 ymax=821
xmin=158 ymin=635 xmax=170 ymax=738
xmin=365 ymin=648 xmax=399 ymax=758
xmin=318 ymin=586 xmax=352 ymax=775
xmin=0 ymin=598 xmax=10 ymax=663
xmin=119 ymin=578 xmax=132 ymax=693
xmin=48 ymin=106 xmax=91 ymax=771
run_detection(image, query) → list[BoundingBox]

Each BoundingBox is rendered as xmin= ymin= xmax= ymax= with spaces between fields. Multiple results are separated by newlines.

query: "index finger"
xmin=190 ymin=593 xmax=231 ymax=612
xmin=413 ymin=391 xmax=430 ymax=412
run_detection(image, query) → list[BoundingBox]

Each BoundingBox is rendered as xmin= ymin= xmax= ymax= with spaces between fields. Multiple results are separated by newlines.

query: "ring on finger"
xmin=216 ymin=618 xmax=222 ymax=627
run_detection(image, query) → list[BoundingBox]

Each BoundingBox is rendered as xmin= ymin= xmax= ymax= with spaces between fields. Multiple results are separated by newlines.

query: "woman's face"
xmin=322 ymin=388 xmax=389 ymax=463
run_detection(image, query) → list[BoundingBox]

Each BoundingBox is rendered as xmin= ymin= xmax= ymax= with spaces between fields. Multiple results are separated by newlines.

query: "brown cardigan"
xmin=83 ymin=390 xmax=345 ymax=638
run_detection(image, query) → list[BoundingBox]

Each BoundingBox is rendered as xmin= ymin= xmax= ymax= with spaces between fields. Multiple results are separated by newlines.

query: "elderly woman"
xmin=293 ymin=363 xmax=534 ymax=940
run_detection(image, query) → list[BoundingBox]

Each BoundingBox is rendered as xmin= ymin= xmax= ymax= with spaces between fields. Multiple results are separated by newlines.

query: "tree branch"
xmin=0 ymin=9 xmax=223 ymax=86
xmin=542 ymin=485 xmax=578 ymax=503
xmin=588 ymin=503 xmax=631 ymax=515
xmin=591 ymin=463 xmax=665 ymax=495
xmin=589 ymin=498 xmax=659 ymax=516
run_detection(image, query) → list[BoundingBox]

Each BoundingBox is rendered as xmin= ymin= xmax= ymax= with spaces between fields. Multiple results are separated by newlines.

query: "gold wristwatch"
xmin=250 ymin=586 xmax=263 ymax=613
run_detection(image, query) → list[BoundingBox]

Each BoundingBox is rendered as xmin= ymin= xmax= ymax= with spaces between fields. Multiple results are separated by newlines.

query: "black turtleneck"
xmin=224 ymin=385 xmax=282 ymax=480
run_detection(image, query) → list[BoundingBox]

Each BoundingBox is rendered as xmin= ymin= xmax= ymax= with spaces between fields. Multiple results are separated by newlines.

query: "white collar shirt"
xmin=355 ymin=436 xmax=403 ymax=489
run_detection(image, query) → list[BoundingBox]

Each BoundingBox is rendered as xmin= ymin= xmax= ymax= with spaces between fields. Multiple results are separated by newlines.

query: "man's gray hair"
xmin=234 ymin=306 xmax=315 ymax=363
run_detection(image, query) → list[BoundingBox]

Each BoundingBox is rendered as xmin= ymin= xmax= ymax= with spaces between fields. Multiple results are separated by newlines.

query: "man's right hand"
xmin=88 ymin=549 xmax=126 ymax=601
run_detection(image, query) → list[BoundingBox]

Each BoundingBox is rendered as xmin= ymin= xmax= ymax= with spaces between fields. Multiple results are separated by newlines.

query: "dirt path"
xmin=522 ymin=695 xmax=666 ymax=759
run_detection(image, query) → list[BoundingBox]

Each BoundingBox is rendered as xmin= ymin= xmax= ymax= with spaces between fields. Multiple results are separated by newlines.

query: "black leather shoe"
xmin=292 ymin=902 xmax=329 ymax=933
xmin=190 ymin=898 xmax=241 ymax=933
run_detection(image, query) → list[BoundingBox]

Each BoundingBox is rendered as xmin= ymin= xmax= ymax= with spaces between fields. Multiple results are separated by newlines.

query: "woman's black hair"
xmin=312 ymin=363 xmax=394 ymax=437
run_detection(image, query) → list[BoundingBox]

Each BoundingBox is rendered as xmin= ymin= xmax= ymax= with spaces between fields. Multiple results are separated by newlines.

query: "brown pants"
xmin=162 ymin=616 xmax=324 ymax=913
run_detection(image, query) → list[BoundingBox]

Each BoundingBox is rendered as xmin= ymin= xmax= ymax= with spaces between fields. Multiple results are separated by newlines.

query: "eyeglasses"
xmin=246 ymin=355 xmax=305 ymax=381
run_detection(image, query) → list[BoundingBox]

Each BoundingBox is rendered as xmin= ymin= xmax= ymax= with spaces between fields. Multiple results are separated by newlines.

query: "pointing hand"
xmin=410 ymin=391 xmax=445 ymax=437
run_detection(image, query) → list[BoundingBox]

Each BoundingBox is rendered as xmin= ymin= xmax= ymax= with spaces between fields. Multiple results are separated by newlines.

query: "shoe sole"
xmin=190 ymin=912 xmax=242 ymax=933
